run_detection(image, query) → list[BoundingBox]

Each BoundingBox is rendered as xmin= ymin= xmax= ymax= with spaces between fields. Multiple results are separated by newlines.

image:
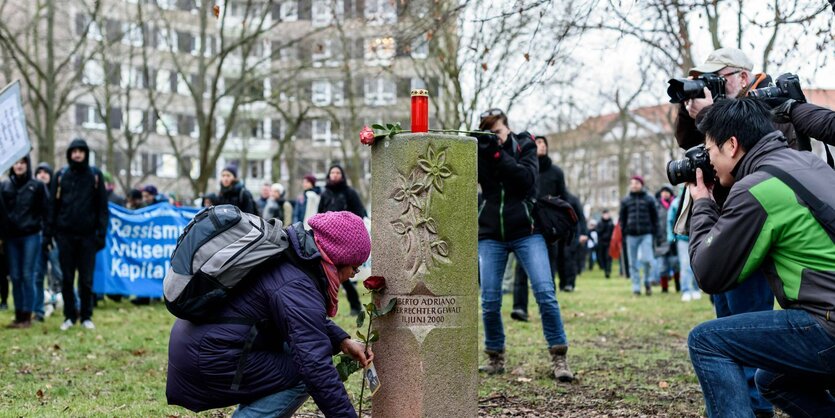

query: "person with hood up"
xmin=317 ymin=165 xmax=366 ymax=316
xmin=0 ymin=155 xmax=48 ymax=328
xmin=217 ymin=164 xmax=258 ymax=216
xmin=45 ymin=138 xmax=109 ymax=331
xmin=166 ymin=211 xmax=373 ymax=417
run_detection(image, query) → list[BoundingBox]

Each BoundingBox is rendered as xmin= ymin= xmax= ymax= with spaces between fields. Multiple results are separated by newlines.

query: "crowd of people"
xmin=3 ymin=44 xmax=835 ymax=417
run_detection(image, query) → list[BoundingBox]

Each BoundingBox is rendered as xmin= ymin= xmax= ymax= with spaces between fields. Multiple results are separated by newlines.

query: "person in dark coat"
xmin=166 ymin=212 xmax=373 ymax=417
xmin=45 ymin=138 xmax=109 ymax=331
xmin=595 ymin=209 xmax=615 ymax=278
xmin=0 ymin=155 xmax=48 ymax=328
xmin=317 ymin=164 xmax=366 ymax=315
xmin=618 ymin=175 xmax=657 ymax=296
xmin=511 ymin=135 xmax=566 ymax=321
xmin=217 ymin=164 xmax=258 ymax=216
xmin=556 ymin=192 xmax=587 ymax=292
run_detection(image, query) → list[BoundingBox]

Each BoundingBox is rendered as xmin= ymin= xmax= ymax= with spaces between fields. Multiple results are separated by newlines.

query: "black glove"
xmin=42 ymin=236 xmax=53 ymax=254
xmin=95 ymin=233 xmax=106 ymax=251
xmin=771 ymin=99 xmax=798 ymax=124
xmin=474 ymin=131 xmax=501 ymax=159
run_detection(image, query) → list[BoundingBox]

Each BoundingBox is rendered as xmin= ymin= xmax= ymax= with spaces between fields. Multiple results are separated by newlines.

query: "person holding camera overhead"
xmin=474 ymin=109 xmax=573 ymax=383
xmin=673 ymin=48 xmax=780 ymax=418
xmin=687 ymin=98 xmax=835 ymax=418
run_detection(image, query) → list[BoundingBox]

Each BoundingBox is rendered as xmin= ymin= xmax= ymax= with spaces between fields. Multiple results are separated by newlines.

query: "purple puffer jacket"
xmin=166 ymin=224 xmax=356 ymax=417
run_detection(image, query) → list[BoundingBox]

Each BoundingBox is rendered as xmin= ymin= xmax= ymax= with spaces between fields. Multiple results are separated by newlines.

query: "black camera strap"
xmin=760 ymin=165 xmax=835 ymax=241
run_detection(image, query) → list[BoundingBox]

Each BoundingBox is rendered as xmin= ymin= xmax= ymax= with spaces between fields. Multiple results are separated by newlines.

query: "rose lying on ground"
xmin=360 ymin=126 xmax=376 ymax=145
xmin=363 ymin=276 xmax=386 ymax=291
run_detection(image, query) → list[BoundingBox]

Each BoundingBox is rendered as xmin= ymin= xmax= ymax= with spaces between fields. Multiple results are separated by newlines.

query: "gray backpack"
xmin=163 ymin=204 xmax=289 ymax=323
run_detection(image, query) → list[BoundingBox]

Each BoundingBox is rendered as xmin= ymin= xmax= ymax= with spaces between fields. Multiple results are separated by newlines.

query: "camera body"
xmin=666 ymin=74 xmax=726 ymax=104
xmin=666 ymin=144 xmax=716 ymax=185
xmin=748 ymin=73 xmax=806 ymax=102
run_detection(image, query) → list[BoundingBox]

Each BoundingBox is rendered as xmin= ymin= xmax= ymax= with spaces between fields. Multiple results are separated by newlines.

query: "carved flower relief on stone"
xmin=390 ymin=143 xmax=454 ymax=278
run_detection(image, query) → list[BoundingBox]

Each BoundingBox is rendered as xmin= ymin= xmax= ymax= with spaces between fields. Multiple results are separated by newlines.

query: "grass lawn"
xmin=1 ymin=263 xmax=718 ymax=417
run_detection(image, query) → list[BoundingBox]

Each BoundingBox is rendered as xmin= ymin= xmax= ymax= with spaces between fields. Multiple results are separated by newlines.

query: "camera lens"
xmin=666 ymin=159 xmax=695 ymax=185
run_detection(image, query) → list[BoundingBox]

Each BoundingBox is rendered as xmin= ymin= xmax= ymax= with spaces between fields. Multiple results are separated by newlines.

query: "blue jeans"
xmin=33 ymin=243 xmax=62 ymax=316
xmin=711 ymin=271 xmax=775 ymax=414
xmin=688 ymin=309 xmax=835 ymax=417
xmin=625 ymin=234 xmax=654 ymax=293
xmin=5 ymin=234 xmax=41 ymax=313
xmin=675 ymin=240 xmax=698 ymax=293
xmin=479 ymin=234 xmax=568 ymax=351
xmin=232 ymin=382 xmax=309 ymax=418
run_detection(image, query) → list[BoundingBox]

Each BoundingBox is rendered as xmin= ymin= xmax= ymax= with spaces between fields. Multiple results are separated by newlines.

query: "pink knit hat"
xmin=308 ymin=211 xmax=371 ymax=266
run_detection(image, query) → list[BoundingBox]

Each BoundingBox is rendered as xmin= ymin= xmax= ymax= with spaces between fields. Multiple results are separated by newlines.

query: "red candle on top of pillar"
xmin=410 ymin=89 xmax=429 ymax=133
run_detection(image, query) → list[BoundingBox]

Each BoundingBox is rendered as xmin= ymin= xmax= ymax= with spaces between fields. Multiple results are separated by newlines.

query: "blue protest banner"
xmin=93 ymin=202 xmax=200 ymax=297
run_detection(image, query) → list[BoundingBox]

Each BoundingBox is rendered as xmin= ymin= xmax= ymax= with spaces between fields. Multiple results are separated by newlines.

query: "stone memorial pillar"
xmin=370 ymin=133 xmax=478 ymax=418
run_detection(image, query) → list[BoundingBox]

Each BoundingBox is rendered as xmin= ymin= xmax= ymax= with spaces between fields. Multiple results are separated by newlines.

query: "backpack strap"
xmin=760 ymin=165 xmax=835 ymax=240
xmin=210 ymin=317 xmax=266 ymax=391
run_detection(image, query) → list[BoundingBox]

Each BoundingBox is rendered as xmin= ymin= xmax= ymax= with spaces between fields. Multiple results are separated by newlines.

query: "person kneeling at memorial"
xmin=475 ymin=108 xmax=573 ymax=382
xmin=166 ymin=211 xmax=373 ymax=418
xmin=686 ymin=98 xmax=835 ymax=418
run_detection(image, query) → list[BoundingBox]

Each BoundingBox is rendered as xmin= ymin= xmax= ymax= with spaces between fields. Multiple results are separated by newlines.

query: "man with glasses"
xmin=674 ymin=48 xmax=782 ymax=418
xmin=475 ymin=108 xmax=573 ymax=382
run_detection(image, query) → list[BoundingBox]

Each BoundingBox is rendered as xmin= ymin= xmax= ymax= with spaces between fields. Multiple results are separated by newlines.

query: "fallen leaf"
xmin=132 ymin=349 xmax=146 ymax=356
xmin=36 ymin=389 xmax=44 ymax=399
xmin=86 ymin=354 xmax=96 ymax=360
xmin=481 ymin=63 xmax=488 ymax=71
xmin=52 ymin=344 xmax=60 ymax=350
xmin=658 ymin=381 xmax=669 ymax=389
xmin=523 ymin=53 xmax=530 ymax=61
xmin=516 ymin=377 xmax=532 ymax=383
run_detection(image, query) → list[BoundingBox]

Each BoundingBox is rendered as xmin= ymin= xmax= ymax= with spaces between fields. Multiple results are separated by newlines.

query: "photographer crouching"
xmin=685 ymin=98 xmax=835 ymax=417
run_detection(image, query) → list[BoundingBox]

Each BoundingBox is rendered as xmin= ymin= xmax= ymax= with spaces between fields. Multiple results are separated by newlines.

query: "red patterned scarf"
xmin=315 ymin=236 xmax=341 ymax=317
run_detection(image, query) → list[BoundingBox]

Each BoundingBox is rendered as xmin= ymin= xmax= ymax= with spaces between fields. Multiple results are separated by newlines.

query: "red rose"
xmin=359 ymin=125 xmax=376 ymax=146
xmin=363 ymin=276 xmax=386 ymax=291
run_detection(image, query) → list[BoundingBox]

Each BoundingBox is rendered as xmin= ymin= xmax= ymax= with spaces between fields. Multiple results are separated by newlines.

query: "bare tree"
xmin=142 ymin=0 xmax=281 ymax=196
xmin=0 ymin=0 xmax=102 ymax=166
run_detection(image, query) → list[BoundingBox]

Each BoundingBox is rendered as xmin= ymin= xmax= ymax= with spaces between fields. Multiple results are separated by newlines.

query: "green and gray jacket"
xmin=690 ymin=131 xmax=835 ymax=336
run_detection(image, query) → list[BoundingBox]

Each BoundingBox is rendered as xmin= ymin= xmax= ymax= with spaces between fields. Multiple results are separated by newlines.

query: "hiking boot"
xmin=478 ymin=350 xmax=505 ymax=375
xmin=510 ymin=309 xmax=529 ymax=322
xmin=7 ymin=312 xmax=32 ymax=329
xmin=549 ymin=345 xmax=574 ymax=382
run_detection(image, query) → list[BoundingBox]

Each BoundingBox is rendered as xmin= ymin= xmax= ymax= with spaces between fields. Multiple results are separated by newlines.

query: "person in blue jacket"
xmin=166 ymin=211 xmax=373 ymax=417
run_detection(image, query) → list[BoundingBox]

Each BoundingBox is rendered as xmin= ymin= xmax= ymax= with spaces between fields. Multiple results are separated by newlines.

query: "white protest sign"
xmin=0 ymin=81 xmax=32 ymax=174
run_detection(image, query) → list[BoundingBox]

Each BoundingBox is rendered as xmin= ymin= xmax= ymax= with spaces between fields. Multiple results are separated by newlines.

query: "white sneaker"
xmin=691 ymin=291 xmax=702 ymax=300
xmin=60 ymin=319 xmax=74 ymax=331
xmin=681 ymin=292 xmax=692 ymax=302
xmin=81 ymin=320 xmax=96 ymax=330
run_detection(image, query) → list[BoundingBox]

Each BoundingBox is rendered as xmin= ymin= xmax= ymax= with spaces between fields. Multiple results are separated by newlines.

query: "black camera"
xmin=666 ymin=144 xmax=716 ymax=185
xmin=666 ymin=73 xmax=726 ymax=104
xmin=748 ymin=73 xmax=806 ymax=103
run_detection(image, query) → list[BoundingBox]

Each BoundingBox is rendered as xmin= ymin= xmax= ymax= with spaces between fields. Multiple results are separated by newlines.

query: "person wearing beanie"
xmin=166 ymin=211 xmax=372 ymax=417
xmin=262 ymin=183 xmax=293 ymax=226
xmin=618 ymin=174 xmax=658 ymax=296
xmin=45 ymin=138 xmax=109 ymax=331
xmin=32 ymin=162 xmax=63 ymax=321
xmin=293 ymin=174 xmax=321 ymax=224
xmin=216 ymin=164 xmax=258 ymax=216
xmin=653 ymin=185 xmax=680 ymax=294
xmin=0 ymin=154 xmax=48 ymax=328
xmin=317 ymin=165 xmax=366 ymax=316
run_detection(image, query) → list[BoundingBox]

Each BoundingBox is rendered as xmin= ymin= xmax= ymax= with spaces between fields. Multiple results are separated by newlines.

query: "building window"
xmin=156 ymin=113 xmax=178 ymax=135
xmin=124 ymin=109 xmax=145 ymax=133
xmin=247 ymin=160 xmax=265 ymax=179
xmin=332 ymin=80 xmax=344 ymax=106
xmin=364 ymin=78 xmax=396 ymax=106
xmin=76 ymin=104 xmax=106 ymax=130
xmin=82 ymin=61 xmax=105 ymax=86
xmin=312 ymin=39 xmax=332 ymax=67
xmin=312 ymin=0 xmax=344 ymax=27
xmin=158 ymin=154 xmax=178 ymax=178
xmin=121 ymin=66 xmax=146 ymax=89
xmin=365 ymin=0 xmax=396 ymax=25
xmin=312 ymin=80 xmax=331 ymax=106
xmin=280 ymin=1 xmax=298 ymax=21
xmin=364 ymin=37 xmax=395 ymax=66
xmin=312 ymin=119 xmax=339 ymax=145
xmin=411 ymin=36 xmax=429 ymax=59
xmin=122 ymin=23 xmax=144 ymax=47
xmin=157 ymin=28 xmax=178 ymax=52
xmin=156 ymin=69 xmax=172 ymax=93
